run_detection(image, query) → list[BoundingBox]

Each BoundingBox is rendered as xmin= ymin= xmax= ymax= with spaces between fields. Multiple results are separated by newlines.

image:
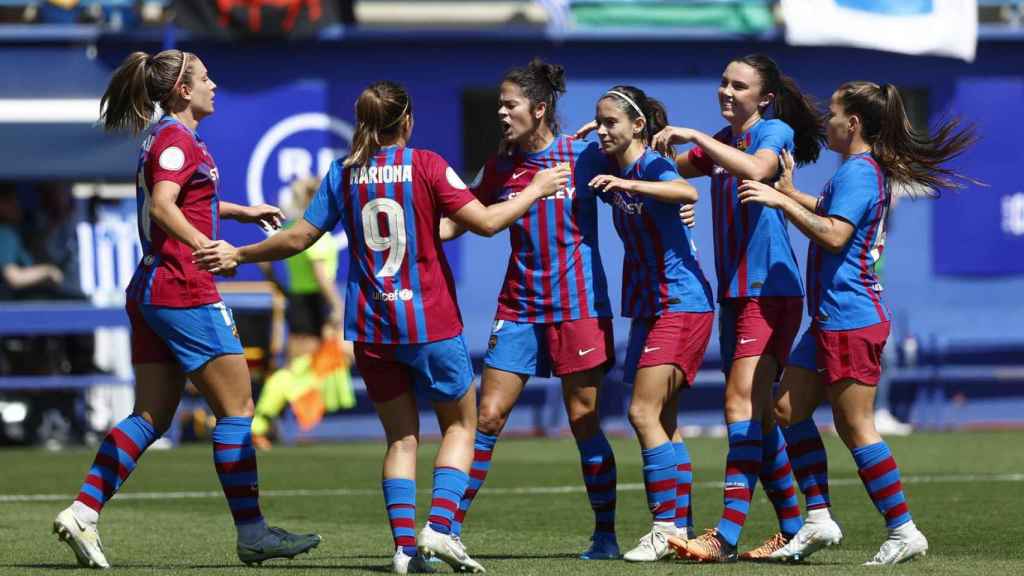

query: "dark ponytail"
xmin=836 ymin=81 xmax=977 ymax=195
xmin=100 ymin=49 xmax=194 ymax=134
xmin=601 ymin=84 xmax=671 ymax=153
xmin=732 ymin=54 xmax=826 ymax=166
xmin=345 ymin=81 xmax=412 ymax=168
xmin=503 ymin=58 xmax=566 ymax=135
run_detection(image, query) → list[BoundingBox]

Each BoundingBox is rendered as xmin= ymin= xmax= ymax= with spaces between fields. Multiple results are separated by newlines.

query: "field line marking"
xmin=2 ymin=473 xmax=1022 ymax=503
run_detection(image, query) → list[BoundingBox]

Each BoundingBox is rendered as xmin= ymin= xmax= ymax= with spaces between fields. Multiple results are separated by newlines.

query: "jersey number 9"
xmin=361 ymin=198 xmax=407 ymax=278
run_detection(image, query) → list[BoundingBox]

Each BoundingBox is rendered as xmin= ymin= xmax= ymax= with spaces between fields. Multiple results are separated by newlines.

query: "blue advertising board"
xmin=932 ymin=76 xmax=1024 ymax=276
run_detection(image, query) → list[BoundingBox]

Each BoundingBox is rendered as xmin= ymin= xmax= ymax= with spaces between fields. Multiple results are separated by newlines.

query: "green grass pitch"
xmin=1 ymin=430 xmax=1022 ymax=574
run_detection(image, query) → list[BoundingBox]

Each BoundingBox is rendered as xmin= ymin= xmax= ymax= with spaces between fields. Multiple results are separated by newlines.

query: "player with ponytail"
xmin=739 ymin=80 xmax=975 ymax=565
xmin=585 ymin=85 xmax=715 ymax=562
xmin=54 ymin=49 xmax=320 ymax=569
xmin=652 ymin=53 xmax=828 ymax=562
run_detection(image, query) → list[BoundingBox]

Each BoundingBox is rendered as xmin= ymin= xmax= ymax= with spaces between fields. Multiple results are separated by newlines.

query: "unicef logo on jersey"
xmin=246 ymin=112 xmax=354 ymax=235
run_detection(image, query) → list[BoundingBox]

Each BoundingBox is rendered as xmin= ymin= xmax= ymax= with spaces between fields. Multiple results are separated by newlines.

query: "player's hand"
xmin=776 ymin=149 xmax=797 ymax=197
xmin=588 ymin=174 xmax=631 ymax=195
xmin=240 ymin=204 xmax=285 ymax=231
xmin=531 ymin=163 xmax=571 ymax=198
xmin=574 ymin=120 xmax=598 ymax=139
xmin=652 ymin=126 xmax=697 ymax=156
xmin=679 ymin=203 xmax=696 ymax=228
xmin=738 ymin=180 xmax=786 ymax=208
xmin=44 ymin=264 xmax=64 ymax=285
xmin=193 ymin=240 xmax=241 ymax=275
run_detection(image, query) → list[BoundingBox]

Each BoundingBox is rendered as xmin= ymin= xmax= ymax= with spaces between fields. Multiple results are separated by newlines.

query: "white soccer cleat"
xmin=864 ymin=523 xmax=928 ymax=565
xmin=417 ymin=525 xmax=485 ymax=573
xmin=53 ymin=506 xmax=110 ymax=569
xmin=623 ymin=523 xmax=676 ymax=562
xmin=392 ymin=547 xmax=436 ymax=573
xmin=769 ymin=516 xmax=844 ymax=562
xmin=874 ymin=409 xmax=913 ymax=436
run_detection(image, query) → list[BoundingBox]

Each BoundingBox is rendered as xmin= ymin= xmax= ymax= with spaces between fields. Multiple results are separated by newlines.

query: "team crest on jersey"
xmin=735 ymin=137 xmax=748 ymax=151
xmin=488 ymin=335 xmax=498 ymax=350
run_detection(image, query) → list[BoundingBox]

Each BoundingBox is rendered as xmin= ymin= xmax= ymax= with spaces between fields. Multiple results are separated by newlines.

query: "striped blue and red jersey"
xmin=688 ymin=118 xmax=804 ymax=301
xmin=304 ymin=146 xmax=475 ymax=344
xmin=807 ymin=152 xmax=892 ymax=330
xmin=598 ymin=149 xmax=714 ymax=318
xmin=126 ymin=116 xmax=222 ymax=308
xmin=471 ymin=135 xmax=613 ymax=323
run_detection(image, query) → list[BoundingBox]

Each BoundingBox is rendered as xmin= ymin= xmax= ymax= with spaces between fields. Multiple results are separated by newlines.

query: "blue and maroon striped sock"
xmin=760 ymin=425 xmax=803 ymax=537
xmin=577 ymin=432 xmax=617 ymax=539
xmin=383 ymin=478 xmax=418 ymax=556
xmin=642 ymin=442 xmax=677 ymax=523
xmin=716 ymin=420 xmax=762 ymax=546
xmin=672 ymin=441 xmax=693 ymax=531
xmin=783 ymin=419 xmax=831 ymax=511
xmin=853 ymin=442 xmax=912 ymax=529
xmin=212 ymin=416 xmax=265 ymax=534
xmin=75 ymin=415 xmax=158 ymax=515
xmin=452 ymin=431 xmax=496 ymax=537
xmin=427 ymin=467 xmax=468 ymax=535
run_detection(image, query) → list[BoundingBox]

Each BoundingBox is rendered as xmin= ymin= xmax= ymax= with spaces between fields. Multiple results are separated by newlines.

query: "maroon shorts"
xmin=816 ymin=321 xmax=890 ymax=386
xmin=719 ymin=296 xmax=803 ymax=373
xmin=484 ymin=317 xmax=614 ymax=378
xmin=354 ymin=335 xmax=473 ymax=404
xmin=624 ymin=311 xmax=714 ymax=386
xmin=127 ymin=300 xmax=176 ymax=365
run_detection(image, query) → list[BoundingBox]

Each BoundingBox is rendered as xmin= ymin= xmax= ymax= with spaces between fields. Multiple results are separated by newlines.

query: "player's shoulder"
xmin=712 ymin=126 xmax=732 ymax=143
xmin=836 ymin=153 xmax=883 ymax=185
xmin=756 ymin=118 xmax=794 ymax=140
xmin=151 ymin=119 xmax=195 ymax=149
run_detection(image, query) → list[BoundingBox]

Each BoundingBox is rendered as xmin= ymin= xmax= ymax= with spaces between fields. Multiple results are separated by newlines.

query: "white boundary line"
xmin=2 ymin=473 xmax=1022 ymax=503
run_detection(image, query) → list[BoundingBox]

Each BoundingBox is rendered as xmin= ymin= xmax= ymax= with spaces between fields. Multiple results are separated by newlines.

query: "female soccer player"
xmin=194 ymin=80 xmax=569 ymax=574
xmin=442 ymin=59 xmax=621 ymax=560
xmin=585 ymin=86 xmax=715 ymax=562
xmin=52 ymin=49 xmax=321 ymax=569
xmin=652 ymin=54 xmax=827 ymax=562
xmin=739 ymin=81 xmax=974 ymax=565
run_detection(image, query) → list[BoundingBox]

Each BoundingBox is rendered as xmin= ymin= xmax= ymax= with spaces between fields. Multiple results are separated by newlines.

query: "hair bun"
xmin=529 ymin=58 xmax=566 ymax=95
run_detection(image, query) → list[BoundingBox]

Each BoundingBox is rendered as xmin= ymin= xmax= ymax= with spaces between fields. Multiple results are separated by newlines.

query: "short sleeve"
xmin=750 ymin=120 xmax=794 ymax=156
xmin=687 ymin=146 xmax=714 ymax=176
xmin=828 ymin=158 xmax=883 ymax=227
xmin=303 ymin=162 xmax=343 ymax=232
xmin=420 ymin=150 xmax=476 ymax=217
xmin=642 ymin=155 xmax=681 ymax=182
xmin=151 ymin=128 xmax=199 ymax=187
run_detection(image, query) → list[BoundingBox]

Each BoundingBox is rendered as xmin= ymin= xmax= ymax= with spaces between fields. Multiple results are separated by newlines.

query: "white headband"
xmin=605 ymin=90 xmax=645 ymax=121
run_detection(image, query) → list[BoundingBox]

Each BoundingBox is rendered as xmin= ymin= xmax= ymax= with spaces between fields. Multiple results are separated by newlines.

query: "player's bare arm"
xmin=439 ymin=217 xmax=466 ymax=241
xmin=450 ymin=163 xmax=570 ymax=237
xmin=774 ymin=149 xmax=818 ymax=211
xmin=589 ymin=174 xmax=698 ymax=204
xmin=654 ymin=125 xmax=780 ymax=181
xmin=220 ymin=201 xmax=285 ymax=230
xmin=150 ymin=180 xmax=211 ymax=251
xmin=738 ymin=179 xmax=854 ymax=253
xmin=194 ymin=218 xmax=322 ymax=274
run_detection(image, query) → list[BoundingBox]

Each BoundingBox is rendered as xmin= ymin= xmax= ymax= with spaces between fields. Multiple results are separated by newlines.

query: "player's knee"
xmin=388 ymin=433 xmax=419 ymax=455
xmin=567 ymin=410 xmax=599 ymax=439
xmin=627 ymin=402 xmax=658 ymax=433
xmin=773 ymin=397 xmax=793 ymax=427
xmin=477 ymin=404 xmax=507 ymax=436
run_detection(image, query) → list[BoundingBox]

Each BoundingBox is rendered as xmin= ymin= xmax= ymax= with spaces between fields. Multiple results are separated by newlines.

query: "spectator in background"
xmin=0 ymin=187 xmax=64 ymax=300
xmin=252 ymin=176 xmax=354 ymax=450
